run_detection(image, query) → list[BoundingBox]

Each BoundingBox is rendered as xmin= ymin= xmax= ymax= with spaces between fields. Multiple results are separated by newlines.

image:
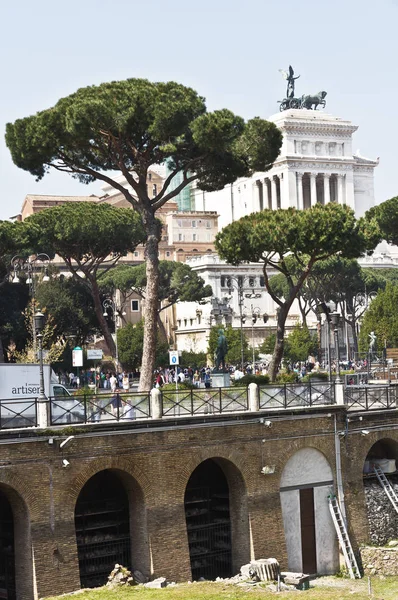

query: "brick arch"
xmin=181 ymin=453 xmax=250 ymax=574
xmin=0 ymin=478 xmax=35 ymax=600
xmin=70 ymin=457 xmax=152 ymax=578
xmin=278 ymin=441 xmax=336 ymax=489
xmin=0 ymin=469 xmax=41 ymax=521
xmin=64 ymin=455 xmax=153 ymax=517
xmin=361 ymin=433 xmax=398 ymax=471
xmin=170 ymin=449 xmax=248 ymax=503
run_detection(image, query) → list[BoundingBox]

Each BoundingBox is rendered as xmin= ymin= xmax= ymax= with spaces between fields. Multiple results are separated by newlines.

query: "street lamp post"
xmin=103 ymin=296 xmax=126 ymax=370
xmin=330 ymin=312 xmax=342 ymax=383
xmin=251 ymin=307 xmax=268 ymax=374
xmin=224 ymin=276 xmax=262 ymax=372
xmin=34 ymin=311 xmax=49 ymax=428
xmin=11 ymin=254 xmax=51 ymax=358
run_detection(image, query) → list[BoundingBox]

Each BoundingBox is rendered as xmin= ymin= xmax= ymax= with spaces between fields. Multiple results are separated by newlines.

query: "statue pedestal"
xmin=211 ymin=372 xmax=231 ymax=388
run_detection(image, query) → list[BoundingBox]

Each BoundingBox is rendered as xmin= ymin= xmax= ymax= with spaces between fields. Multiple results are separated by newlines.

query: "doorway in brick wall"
xmin=184 ymin=459 xmax=232 ymax=580
xmin=0 ymin=490 xmax=15 ymax=600
xmin=75 ymin=470 xmax=131 ymax=588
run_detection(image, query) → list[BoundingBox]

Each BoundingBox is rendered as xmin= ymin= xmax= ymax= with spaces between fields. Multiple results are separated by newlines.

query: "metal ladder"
xmin=373 ymin=465 xmax=398 ymax=514
xmin=328 ymin=495 xmax=361 ymax=579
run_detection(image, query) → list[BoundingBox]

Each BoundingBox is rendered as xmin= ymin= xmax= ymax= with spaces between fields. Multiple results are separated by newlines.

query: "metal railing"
xmin=259 ymin=381 xmax=335 ymax=410
xmin=162 ymin=387 xmax=248 ymax=417
xmin=2 ymin=381 xmax=398 ymax=431
xmin=344 ymin=385 xmax=398 ymax=411
xmin=0 ymin=398 xmax=38 ymax=429
xmin=49 ymin=392 xmax=151 ymax=426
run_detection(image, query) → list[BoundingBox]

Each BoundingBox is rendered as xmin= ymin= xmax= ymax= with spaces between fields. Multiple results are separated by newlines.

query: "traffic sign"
xmin=87 ymin=349 xmax=103 ymax=360
xmin=72 ymin=346 xmax=83 ymax=367
xmin=169 ymin=351 xmax=179 ymax=366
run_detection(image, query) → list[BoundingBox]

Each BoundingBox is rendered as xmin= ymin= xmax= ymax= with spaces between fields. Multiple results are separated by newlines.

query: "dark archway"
xmin=75 ymin=470 xmax=131 ymax=588
xmin=0 ymin=490 xmax=16 ymax=600
xmin=363 ymin=438 xmax=398 ymax=544
xmin=184 ymin=459 xmax=232 ymax=580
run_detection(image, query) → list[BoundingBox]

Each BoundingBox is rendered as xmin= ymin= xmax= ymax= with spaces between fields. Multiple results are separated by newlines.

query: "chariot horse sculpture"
xmin=301 ymin=91 xmax=327 ymax=110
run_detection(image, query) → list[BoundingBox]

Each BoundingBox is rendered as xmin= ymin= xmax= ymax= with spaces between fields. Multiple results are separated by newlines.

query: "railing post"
xmin=248 ymin=383 xmax=259 ymax=412
xmin=284 ymin=384 xmax=287 ymax=409
xmin=37 ymin=397 xmax=50 ymax=428
xmin=335 ymin=381 xmax=345 ymax=405
xmin=150 ymin=388 xmax=162 ymax=419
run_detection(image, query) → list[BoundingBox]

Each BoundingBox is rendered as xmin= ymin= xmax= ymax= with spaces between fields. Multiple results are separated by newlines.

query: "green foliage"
xmin=359 ymin=282 xmax=398 ymax=350
xmin=366 ymin=196 xmax=398 ymax=246
xmin=216 ymin=203 xmax=379 ymax=379
xmin=0 ymin=282 xmax=30 ymax=360
xmin=6 ymin=78 xmax=282 ymax=192
xmin=35 ymin=276 xmax=99 ymax=344
xmin=117 ymin=321 xmax=144 ymax=370
xmin=275 ymin=371 xmax=298 ymax=383
xmin=301 ymin=371 xmax=329 ymax=383
xmin=180 ymin=351 xmax=207 ymax=369
xmin=233 ymin=374 xmax=270 ymax=386
xmin=207 ymin=325 xmax=250 ymax=366
xmin=100 ymin=261 xmax=212 ymax=307
xmin=117 ymin=320 xmax=169 ymax=370
xmin=284 ymin=324 xmax=318 ymax=363
xmin=6 ymin=77 xmax=282 ymax=388
xmin=259 ymin=333 xmax=276 ymax=355
xmin=24 ymin=202 xmax=146 ymax=263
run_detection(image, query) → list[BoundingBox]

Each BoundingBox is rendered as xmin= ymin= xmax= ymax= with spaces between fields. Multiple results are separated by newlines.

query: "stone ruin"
xmin=364 ymin=476 xmax=398 ymax=545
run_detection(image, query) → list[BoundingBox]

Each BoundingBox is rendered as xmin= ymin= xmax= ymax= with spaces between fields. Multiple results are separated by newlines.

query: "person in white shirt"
xmin=110 ymin=374 xmax=117 ymax=392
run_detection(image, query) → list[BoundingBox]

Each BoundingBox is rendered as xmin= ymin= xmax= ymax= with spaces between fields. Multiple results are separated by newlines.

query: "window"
xmin=206 ymin=220 xmax=211 ymax=228
xmin=134 ymin=251 xmax=139 ymax=257
xmin=148 ymin=172 xmax=152 ymax=181
xmin=177 ymin=320 xmax=181 ymax=327
xmin=193 ymin=233 xmax=197 ymax=241
xmin=152 ymin=184 xmax=157 ymax=197
xmin=184 ymin=319 xmax=187 ymax=327
xmin=192 ymin=220 xmax=197 ymax=228
xmin=178 ymin=233 xmax=184 ymax=241
xmin=131 ymin=300 xmax=139 ymax=312
xmin=166 ymin=251 xmax=170 ymax=257
xmin=249 ymin=277 xmax=255 ymax=287
xmin=260 ymin=276 xmax=265 ymax=287
xmin=190 ymin=319 xmax=193 ymax=326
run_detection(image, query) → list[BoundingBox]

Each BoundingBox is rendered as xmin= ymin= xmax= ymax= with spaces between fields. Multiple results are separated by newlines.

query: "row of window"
xmin=176 ymin=233 xmax=213 ymax=242
xmin=177 ymin=220 xmax=213 ymax=228
xmin=220 ymin=276 xmax=265 ymax=288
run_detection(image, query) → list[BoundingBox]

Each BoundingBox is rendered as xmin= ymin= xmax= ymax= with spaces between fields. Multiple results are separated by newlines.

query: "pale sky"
xmin=1 ymin=0 xmax=397 ymax=220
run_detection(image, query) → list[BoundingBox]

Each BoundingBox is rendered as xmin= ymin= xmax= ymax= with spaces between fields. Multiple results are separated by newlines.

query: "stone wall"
xmin=361 ymin=545 xmax=398 ymax=576
xmin=364 ymin=478 xmax=398 ymax=545
xmin=0 ymin=406 xmax=396 ymax=597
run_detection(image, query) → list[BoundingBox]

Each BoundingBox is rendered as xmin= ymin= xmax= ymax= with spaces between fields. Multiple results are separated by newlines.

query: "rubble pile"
xmin=364 ymin=477 xmax=398 ymax=545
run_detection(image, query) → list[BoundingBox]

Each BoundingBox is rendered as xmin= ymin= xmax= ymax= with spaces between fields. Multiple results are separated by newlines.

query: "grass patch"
xmin=45 ymin=577 xmax=398 ymax=600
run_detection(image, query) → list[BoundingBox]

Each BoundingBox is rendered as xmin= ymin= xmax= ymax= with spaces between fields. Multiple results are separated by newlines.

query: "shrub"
xmin=233 ymin=374 xmax=270 ymax=386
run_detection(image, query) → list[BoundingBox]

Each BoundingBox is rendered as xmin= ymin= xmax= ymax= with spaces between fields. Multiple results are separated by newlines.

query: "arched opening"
xmin=363 ymin=438 xmax=398 ymax=545
xmin=184 ymin=459 xmax=233 ymax=580
xmin=280 ymin=448 xmax=338 ymax=575
xmin=75 ymin=470 xmax=131 ymax=588
xmin=0 ymin=490 xmax=16 ymax=599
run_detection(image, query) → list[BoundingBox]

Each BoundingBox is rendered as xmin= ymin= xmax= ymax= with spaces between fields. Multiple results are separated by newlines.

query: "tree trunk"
xmin=90 ymin=278 xmax=116 ymax=357
xmin=139 ymin=216 xmax=160 ymax=391
xmin=269 ymin=304 xmax=290 ymax=381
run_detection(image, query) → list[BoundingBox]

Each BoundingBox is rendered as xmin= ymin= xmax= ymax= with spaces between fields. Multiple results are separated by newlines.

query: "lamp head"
xmin=34 ymin=312 xmax=45 ymax=333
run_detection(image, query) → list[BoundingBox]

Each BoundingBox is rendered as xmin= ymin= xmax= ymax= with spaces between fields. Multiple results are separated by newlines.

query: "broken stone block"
xmin=144 ymin=577 xmax=167 ymax=588
xmin=250 ymin=558 xmax=280 ymax=581
xmin=133 ymin=570 xmax=148 ymax=584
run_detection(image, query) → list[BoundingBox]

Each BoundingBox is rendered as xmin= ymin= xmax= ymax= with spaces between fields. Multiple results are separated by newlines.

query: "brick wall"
xmin=0 ymin=406 xmax=396 ymax=597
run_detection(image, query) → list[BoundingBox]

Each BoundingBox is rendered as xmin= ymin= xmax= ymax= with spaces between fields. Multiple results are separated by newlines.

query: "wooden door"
xmin=300 ymin=487 xmax=317 ymax=574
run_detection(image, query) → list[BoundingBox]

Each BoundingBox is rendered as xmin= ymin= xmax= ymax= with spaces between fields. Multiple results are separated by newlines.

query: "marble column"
xmin=271 ymin=176 xmax=278 ymax=210
xmin=310 ymin=173 xmax=317 ymax=207
xmin=324 ymin=173 xmax=331 ymax=204
xmin=337 ymin=174 xmax=345 ymax=204
xmin=264 ymin=178 xmax=271 ymax=209
xmin=296 ymin=172 xmax=304 ymax=210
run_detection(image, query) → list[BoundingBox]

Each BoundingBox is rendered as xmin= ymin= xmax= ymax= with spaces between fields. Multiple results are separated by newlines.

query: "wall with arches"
xmin=0 ymin=407 xmax=396 ymax=596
